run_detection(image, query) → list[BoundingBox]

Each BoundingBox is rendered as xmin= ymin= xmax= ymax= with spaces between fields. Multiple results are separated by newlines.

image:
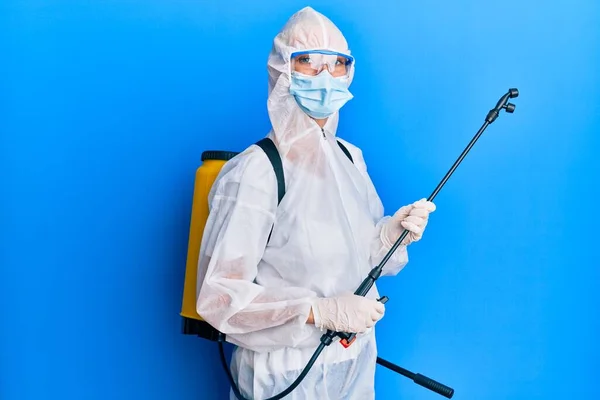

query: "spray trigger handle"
xmin=339 ymin=296 xmax=389 ymax=348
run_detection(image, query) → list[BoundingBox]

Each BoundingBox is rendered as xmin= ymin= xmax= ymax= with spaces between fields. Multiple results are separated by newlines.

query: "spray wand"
xmin=224 ymin=88 xmax=520 ymax=400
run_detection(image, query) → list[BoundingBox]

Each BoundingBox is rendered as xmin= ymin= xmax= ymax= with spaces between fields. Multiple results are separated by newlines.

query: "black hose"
xmin=220 ymin=340 xmax=327 ymax=400
xmin=219 ymin=340 xmax=245 ymax=399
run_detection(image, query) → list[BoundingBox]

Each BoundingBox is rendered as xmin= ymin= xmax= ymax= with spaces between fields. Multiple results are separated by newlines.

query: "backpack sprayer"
xmin=221 ymin=88 xmax=519 ymax=400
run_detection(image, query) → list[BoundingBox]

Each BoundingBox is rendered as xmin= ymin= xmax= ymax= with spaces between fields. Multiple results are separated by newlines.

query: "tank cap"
xmin=201 ymin=150 xmax=239 ymax=161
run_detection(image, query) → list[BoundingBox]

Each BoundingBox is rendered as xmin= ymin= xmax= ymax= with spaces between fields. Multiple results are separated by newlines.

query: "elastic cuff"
xmin=310 ymin=298 xmax=324 ymax=331
xmin=380 ymin=220 xmax=395 ymax=250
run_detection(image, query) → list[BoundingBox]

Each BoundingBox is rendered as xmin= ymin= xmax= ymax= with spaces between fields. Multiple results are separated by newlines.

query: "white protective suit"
xmin=196 ymin=7 xmax=409 ymax=400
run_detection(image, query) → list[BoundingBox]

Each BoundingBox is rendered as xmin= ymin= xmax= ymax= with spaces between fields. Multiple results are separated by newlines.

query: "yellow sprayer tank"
xmin=180 ymin=150 xmax=238 ymax=338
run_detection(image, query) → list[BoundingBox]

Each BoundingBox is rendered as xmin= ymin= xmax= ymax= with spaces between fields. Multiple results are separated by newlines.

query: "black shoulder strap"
xmin=256 ymin=138 xmax=352 ymax=206
xmin=255 ymin=138 xmax=353 ymax=244
xmin=255 ymin=138 xmax=285 ymax=205
xmin=255 ymin=138 xmax=285 ymax=245
xmin=337 ymin=140 xmax=354 ymax=164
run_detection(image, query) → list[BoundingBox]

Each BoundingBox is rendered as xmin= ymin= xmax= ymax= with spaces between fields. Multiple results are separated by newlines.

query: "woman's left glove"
xmin=381 ymin=198 xmax=436 ymax=247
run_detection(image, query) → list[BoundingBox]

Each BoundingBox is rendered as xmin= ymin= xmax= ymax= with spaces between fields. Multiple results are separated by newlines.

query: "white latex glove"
xmin=382 ymin=198 xmax=436 ymax=247
xmin=311 ymin=294 xmax=385 ymax=334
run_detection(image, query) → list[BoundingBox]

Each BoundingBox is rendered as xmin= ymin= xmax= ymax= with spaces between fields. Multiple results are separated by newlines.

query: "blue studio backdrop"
xmin=2 ymin=1 xmax=599 ymax=399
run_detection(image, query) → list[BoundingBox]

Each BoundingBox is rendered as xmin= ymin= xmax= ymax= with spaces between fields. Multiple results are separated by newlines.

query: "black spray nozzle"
xmin=487 ymin=88 xmax=519 ymax=123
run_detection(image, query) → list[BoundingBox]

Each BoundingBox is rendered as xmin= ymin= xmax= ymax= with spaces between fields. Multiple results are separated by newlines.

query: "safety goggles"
xmin=290 ymin=50 xmax=354 ymax=78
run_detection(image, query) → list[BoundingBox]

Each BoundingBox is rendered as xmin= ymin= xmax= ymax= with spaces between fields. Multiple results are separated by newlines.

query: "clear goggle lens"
xmin=291 ymin=50 xmax=354 ymax=78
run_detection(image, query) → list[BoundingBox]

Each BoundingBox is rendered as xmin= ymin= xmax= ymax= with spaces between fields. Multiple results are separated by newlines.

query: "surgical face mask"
xmin=289 ymin=70 xmax=354 ymax=120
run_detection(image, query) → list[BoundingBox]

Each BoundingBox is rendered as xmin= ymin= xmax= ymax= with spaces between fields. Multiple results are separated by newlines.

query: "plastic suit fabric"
xmin=196 ymin=7 xmax=409 ymax=400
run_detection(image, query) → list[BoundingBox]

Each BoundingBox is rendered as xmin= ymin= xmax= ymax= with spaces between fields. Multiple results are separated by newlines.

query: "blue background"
xmin=2 ymin=1 xmax=599 ymax=399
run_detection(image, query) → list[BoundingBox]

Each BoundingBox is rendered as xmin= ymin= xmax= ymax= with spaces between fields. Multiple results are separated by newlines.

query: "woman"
xmin=196 ymin=7 xmax=436 ymax=400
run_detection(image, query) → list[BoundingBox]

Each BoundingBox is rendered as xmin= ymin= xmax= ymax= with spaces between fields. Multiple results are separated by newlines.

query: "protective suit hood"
xmin=266 ymin=7 xmax=355 ymax=160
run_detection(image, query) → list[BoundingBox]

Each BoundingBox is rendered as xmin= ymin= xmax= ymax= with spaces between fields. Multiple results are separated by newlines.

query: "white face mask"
xmin=289 ymin=70 xmax=354 ymax=119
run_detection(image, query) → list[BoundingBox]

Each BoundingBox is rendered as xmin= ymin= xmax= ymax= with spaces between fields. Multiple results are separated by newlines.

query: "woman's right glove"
xmin=311 ymin=294 xmax=385 ymax=333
